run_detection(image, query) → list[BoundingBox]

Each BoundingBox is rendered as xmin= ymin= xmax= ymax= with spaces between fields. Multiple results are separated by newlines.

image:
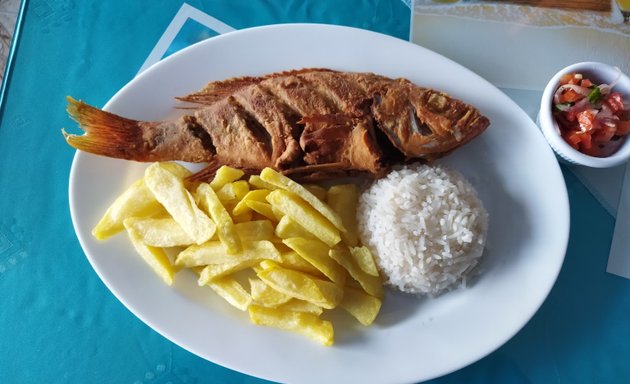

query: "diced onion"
xmin=599 ymin=67 xmax=623 ymax=96
xmin=553 ymin=84 xmax=591 ymax=104
xmin=564 ymin=98 xmax=590 ymax=116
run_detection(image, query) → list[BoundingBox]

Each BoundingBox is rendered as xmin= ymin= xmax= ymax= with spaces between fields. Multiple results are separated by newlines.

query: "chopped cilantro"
xmin=587 ymin=86 xmax=601 ymax=104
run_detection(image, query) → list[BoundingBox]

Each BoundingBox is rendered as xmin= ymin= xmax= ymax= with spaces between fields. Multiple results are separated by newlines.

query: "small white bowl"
xmin=539 ymin=62 xmax=630 ymax=168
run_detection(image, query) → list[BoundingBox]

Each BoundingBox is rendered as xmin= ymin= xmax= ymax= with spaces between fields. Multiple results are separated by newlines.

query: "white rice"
xmin=357 ymin=163 xmax=488 ymax=296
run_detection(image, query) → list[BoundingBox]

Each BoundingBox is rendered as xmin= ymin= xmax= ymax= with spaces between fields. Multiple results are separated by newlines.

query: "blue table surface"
xmin=0 ymin=1 xmax=628 ymax=383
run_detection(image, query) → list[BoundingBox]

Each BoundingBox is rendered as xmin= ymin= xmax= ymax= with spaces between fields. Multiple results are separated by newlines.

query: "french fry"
xmin=278 ymin=251 xmax=324 ymax=276
xmin=176 ymin=241 xmax=224 ymax=267
xmin=327 ymin=184 xmax=359 ymax=246
xmin=210 ymin=165 xmax=244 ymax=190
xmin=248 ymin=175 xmax=277 ymax=190
xmin=234 ymin=220 xmax=275 ymax=242
xmin=194 ymin=241 xmax=282 ymax=284
xmin=231 ymin=180 xmax=250 ymax=200
xmin=257 ymin=262 xmax=343 ymax=309
xmin=258 ymin=259 xmax=277 ymax=270
xmin=282 ymin=238 xmax=346 ymax=285
xmin=198 ymin=261 xmax=254 ymax=284
xmin=216 ymin=183 xmax=237 ymax=202
xmin=276 ymin=299 xmax=324 ymax=315
xmin=248 ymin=304 xmax=334 ymax=346
xmin=176 ymin=240 xmax=280 ymax=268
xmin=159 ymin=162 xmax=193 ymax=179
xmin=350 ymin=246 xmax=380 ymax=277
xmin=232 ymin=189 xmax=271 ymax=216
xmin=249 ymin=278 xmax=293 ymax=307
xmin=266 ymin=189 xmax=341 ymax=247
xmin=232 ymin=210 xmax=254 ymax=224
xmin=195 ymin=183 xmax=241 ymax=253
xmin=123 ymin=217 xmax=197 ymax=247
xmin=124 ymin=221 xmax=174 ymax=285
xmin=275 ymin=215 xmax=316 ymax=240
xmin=144 ymin=163 xmax=215 ymax=245
xmin=260 ymin=168 xmax=345 ymax=232
xmin=245 ymin=201 xmax=277 ymax=222
xmin=206 ymin=277 xmax=252 ymax=311
xmin=304 ymin=184 xmax=327 ymax=201
xmin=92 ymin=178 xmax=164 ymax=240
xmin=329 ymin=247 xmax=383 ymax=299
xmin=271 ymin=206 xmax=285 ymax=221
xmin=339 ymin=286 xmax=382 ymax=326
xmin=216 ymin=180 xmax=250 ymax=203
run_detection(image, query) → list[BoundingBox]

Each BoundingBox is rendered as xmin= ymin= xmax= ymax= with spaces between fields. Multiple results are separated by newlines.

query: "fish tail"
xmin=62 ymin=96 xmax=146 ymax=160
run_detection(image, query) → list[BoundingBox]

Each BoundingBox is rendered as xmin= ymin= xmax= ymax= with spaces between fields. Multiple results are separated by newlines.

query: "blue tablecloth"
xmin=0 ymin=1 xmax=628 ymax=383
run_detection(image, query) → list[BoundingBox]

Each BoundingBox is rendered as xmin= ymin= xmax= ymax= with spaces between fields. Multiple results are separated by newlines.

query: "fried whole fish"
xmin=63 ymin=68 xmax=489 ymax=180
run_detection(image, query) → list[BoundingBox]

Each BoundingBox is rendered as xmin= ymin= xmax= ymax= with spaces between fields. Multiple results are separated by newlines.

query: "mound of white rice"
xmin=357 ymin=164 xmax=488 ymax=296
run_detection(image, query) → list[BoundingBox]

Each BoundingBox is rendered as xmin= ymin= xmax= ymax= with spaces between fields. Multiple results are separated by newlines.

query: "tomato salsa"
xmin=553 ymin=72 xmax=630 ymax=157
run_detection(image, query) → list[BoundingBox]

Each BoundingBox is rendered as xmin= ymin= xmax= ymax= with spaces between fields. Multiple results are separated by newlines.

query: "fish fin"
xmin=186 ymin=162 xmax=260 ymax=182
xmin=185 ymin=161 xmax=222 ymax=182
xmin=63 ymin=96 xmax=147 ymax=160
xmin=177 ymin=68 xmax=337 ymax=105
xmin=280 ymin=163 xmax=373 ymax=181
xmin=177 ymin=77 xmax=261 ymax=105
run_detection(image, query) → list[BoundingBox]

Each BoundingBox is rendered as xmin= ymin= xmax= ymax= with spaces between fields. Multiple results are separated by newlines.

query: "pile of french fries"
xmin=92 ymin=162 xmax=383 ymax=346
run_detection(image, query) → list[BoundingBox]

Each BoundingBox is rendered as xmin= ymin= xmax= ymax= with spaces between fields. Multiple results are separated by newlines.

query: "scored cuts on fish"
xmin=63 ymin=68 xmax=490 ymax=180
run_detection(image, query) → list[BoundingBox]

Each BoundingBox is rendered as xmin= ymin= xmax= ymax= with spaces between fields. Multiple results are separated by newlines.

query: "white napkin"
xmin=607 ymin=163 xmax=630 ymax=279
xmin=570 ymin=164 xmax=626 ymax=217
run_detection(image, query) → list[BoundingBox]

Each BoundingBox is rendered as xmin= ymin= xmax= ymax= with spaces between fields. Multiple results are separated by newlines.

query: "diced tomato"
xmin=580 ymin=131 xmax=593 ymax=150
xmin=563 ymin=130 xmax=592 ymax=150
xmin=562 ymin=131 xmax=581 ymax=149
xmin=592 ymin=124 xmax=616 ymax=143
xmin=559 ymin=73 xmax=583 ymax=85
xmin=556 ymin=75 xmax=628 ymax=157
xmin=605 ymin=92 xmax=625 ymax=115
xmin=559 ymin=73 xmax=574 ymax=85
xmin=580 ymin=79 xmax=593 ymax=88
xmin=577 ymin=109 xmax=597 ymax=132
xmin=617 ymin=120 xmax=630 ymax=136
xmin=565 ymin=108 xmax=578 ymax=123
xmin=564 ymin=106 xmax=585 ymax=123
xmin=559 ymin=89 xmax=584 ymax=103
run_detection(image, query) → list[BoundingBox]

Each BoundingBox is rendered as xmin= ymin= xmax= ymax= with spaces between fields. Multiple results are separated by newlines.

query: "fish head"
xmin=371 ymin=81 xmax=490 ymax=160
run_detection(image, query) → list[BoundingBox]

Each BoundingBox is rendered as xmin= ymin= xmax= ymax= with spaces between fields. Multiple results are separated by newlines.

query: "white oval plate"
xmin=69 ymin=24 xmax=569 ymax=384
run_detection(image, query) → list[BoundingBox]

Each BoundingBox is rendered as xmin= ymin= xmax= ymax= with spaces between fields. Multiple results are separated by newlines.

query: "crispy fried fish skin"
xmin=63 ymin=69 xmax=489 ymax=180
